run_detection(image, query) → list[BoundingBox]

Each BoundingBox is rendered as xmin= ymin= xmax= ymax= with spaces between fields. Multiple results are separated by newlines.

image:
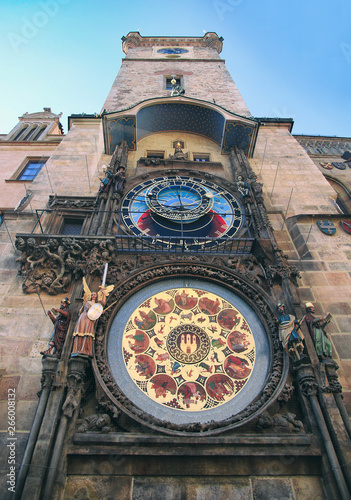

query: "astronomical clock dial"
xmin=121 ymin=288 xmax=255 ymax=411
xmin=106 ymin=279 xmax=271 ymax=429
xmin=121 ymin=176 xmax=244 ymax=249
xmin=145 ymin=180 xmax=213 ymax=223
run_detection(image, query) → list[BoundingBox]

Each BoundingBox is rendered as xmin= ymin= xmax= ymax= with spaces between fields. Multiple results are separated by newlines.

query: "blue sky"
xmin=1 ymin=0 xmax=350 ymax=137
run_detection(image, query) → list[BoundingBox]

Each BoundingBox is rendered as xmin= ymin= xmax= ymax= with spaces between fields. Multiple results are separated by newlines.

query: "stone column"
xmin=15 ymin=357 xmax=59 ymax=500
xmin=41 ymin=356 xmax=88 ymax=499
xmin=295 ymin=362 xmax=351 ymax=500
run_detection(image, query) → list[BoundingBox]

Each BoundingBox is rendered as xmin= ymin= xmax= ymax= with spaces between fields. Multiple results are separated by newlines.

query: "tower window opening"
xmin=32 ymin=125 xmax=46 ymax=141
xmin=12 ymin=126 xmax=29 ymax=141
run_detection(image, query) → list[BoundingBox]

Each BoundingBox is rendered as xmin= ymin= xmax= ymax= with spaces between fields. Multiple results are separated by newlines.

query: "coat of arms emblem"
xmin=319 ymin=162 xmax=333 ymax=170
xmin=317 ymin=221 xmax=336 ymax=235
xmin=340 ymin=221 xmax=351 ymax=235
xmin=332 ymin=162 xmax=347 ymax=170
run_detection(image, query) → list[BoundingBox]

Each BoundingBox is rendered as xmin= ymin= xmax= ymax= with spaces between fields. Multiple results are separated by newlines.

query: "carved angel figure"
xmin=71 ymin=278 xmax=114 ymax=357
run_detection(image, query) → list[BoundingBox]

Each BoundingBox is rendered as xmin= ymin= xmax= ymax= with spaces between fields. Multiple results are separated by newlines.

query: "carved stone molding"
xmin=38 ymin=356 xmax=60 ymax=396
xmin=277 ymin=383 xmax=295 ymax=405
xmin=62 ymin=357 xmax=89 ymax=418
xmin=15 ymin=230 xmax=298 ymax=298
xmin=256 ymin=410 xmax=304 ymax=433
xmin=48 ymin=196 xmax=95 ymax=209
xmin=77 ymin=413 xmax=112 ymax=433
xmin=294 ymin=362 xmax=318 ymax=398
xmin=267 ymin=262 xmax=301 ymax=284
xmin=322 ymin=381 xmax=343 ymax=394
xmin=93 ymin=262 xmax=287 ymax=435
xmin=15 ymin=235 xmax=117 ymax=294
xmin=323 ymin=359 xmax=343 ymax=394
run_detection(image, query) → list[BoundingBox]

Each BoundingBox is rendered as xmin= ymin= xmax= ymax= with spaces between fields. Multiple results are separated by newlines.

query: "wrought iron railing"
xmin=19 ymin=208 xmax=254 ymax=255
xmin=114 ymin=234 xmax=254 ymax=254
xmin=16 ymin=232 xmax=254 ymax=256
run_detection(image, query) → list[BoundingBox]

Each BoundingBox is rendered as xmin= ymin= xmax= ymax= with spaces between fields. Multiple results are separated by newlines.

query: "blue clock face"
xmin=157 ymin=48 xmax=189 ymax=54
xmin=121 ymin=176 xmax=244 ymax=249
xmin=145 ymin=183 xmax=213 ymax=223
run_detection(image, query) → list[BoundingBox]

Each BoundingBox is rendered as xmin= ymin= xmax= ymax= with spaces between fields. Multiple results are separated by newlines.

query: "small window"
xmin=22 ymin=126 xmax=37 ymax=141
xmin=7 ymin=157 xmax=49 ymax=182
xmin=193 ymin=154 xmax=210 ymax=162
xmin=146 ymin=151 xmax=164 ymax=159
xmin=12 ymin=125 xmax=29 ymax=141
xmin=61 ymin=218 xmax=83 ymax=235
xmin=32 ymin=125 xmax=46 ymax=141
xmin=166 ymin=77 xmax=180 ymax=90
xmin=18 ymin=160 xmax=46 ymax=181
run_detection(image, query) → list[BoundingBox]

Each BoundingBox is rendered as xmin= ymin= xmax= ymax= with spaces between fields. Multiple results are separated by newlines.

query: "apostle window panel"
xmin=146 ymin=151 xmax=165 ymax=159
xmin=165 ymin=77 xmax=181 ymax=90
xmin=193 ymin=154 xmax=210 ymax=162
xmin=8 ymin=157 xmax=48 ymax=182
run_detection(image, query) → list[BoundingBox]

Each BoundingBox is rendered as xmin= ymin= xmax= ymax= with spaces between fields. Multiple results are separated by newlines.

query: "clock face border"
xmin=107 ymin=279 xmax=268 ymax=423
xmin=93 ymin=263 xmax=286 ymax=435
xmin=121 ymin=176 xmax=244 ymax=248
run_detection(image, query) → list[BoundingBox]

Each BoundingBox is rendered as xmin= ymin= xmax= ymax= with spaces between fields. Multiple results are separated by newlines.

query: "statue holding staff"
xmin=41 ymin=297 xmax=71 ymax=358
xmin=71 ymin=270 xmax=113 ymax=357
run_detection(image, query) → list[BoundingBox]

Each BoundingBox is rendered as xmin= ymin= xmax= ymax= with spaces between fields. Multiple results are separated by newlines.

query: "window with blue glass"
xmin=193 ymin=154 xmax=210 ymax=162
xmin=18 ymin=161 xmax=46 ymax=181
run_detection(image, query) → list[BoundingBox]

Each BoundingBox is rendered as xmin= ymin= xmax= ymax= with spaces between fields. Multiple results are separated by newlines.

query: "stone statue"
xmin=250 ymin=174 xmax=263 ymax=202
xmin=77 ymin=413 xmax=111 ymax=433
xmin=305 ymin=302 xmax=332 ymax=360
xmin=99 ymin=169 xmax=113 ymax=193
xmin=276 ymin=303 xmax=304 ymax=360
xmin=169 ymin=141 xmax=189 ymax=161
xmin=236 ymin=175 xmax=249 ymax=197
xmin=257 ymin=411 xmax=304 ymax=433
xmin=95 ymin=169 xmax=113 ymax=203
xmin=71 ymin=278 xmax=114 ymax=357
xmin=171 ymin=79 xmax=185 ymax=96
xmin=41 ymin=298 xmax=71 ymax=358
xmin=113 ymin=166 xmax=126 ymax=195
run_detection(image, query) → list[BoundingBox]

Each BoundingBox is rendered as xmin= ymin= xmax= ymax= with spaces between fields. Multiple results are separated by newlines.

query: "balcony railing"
xmin=18 ymin=208 xmax=254 ymax=256
xmin=114 ymin=234 xmax=254 ymax=254
xmin=16 ymin=232 xmax=254 ymax=256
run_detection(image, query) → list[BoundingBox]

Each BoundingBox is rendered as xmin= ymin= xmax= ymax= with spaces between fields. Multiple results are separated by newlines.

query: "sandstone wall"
xmin=103 ymin=49 xmax=250 ymax=118
xmin=252 ymin=126 xmax=351 ymax=412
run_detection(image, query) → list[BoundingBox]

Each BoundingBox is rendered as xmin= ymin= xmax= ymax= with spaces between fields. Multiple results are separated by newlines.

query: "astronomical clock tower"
xmin=13 ymin=33 xmax=351 ymax=500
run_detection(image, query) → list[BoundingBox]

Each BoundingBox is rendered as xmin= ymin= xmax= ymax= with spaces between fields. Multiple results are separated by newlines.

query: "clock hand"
xmin=182 ymin=200 xmax=201 ymax=206
xmin=176 ymin=189 xmax=183 ymax=208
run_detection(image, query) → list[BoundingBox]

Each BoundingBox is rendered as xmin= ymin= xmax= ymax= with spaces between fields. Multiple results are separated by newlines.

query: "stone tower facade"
xmin=1 ymin=33 xmax=351 ymax=500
